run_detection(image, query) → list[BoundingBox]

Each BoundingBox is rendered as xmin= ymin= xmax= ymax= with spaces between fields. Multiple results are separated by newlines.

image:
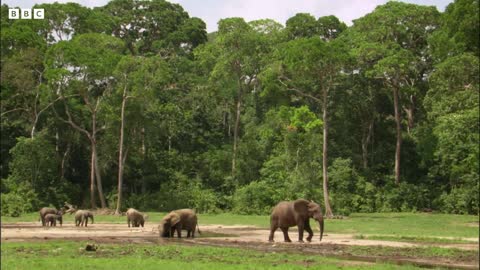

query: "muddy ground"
xmin=1 ymin=222 xmax=479 ymax=269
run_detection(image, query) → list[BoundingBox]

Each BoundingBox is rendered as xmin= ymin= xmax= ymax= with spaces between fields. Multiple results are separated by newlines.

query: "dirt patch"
xmin=2 ymin=222 xmax=478 ymax=269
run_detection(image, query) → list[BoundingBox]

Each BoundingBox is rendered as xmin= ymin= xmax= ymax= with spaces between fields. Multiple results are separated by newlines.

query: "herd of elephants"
xmin=38 ymin=199 xmax=325 ymax=242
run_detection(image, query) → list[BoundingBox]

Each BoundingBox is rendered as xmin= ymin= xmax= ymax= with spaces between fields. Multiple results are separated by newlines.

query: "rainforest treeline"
xmin=1 ymin=0 xmax=478 ymax=216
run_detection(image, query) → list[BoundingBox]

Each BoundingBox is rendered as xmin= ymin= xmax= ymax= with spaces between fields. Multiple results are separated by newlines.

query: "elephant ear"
xmin=293 ymin=199 xmax=310 ymax=218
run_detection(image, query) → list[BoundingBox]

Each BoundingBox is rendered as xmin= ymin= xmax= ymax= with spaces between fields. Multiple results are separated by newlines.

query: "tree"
xmin=317 ymin=15 xmax=347 ymax=41
xmin=285 ymin=13 xmax=318 ymax=39
xmin=350 ymin=2 xmax=439 ymax=184
xmin=46 ymin=33 xmax=124 ymax=208
xmin=205 ymin=18 xmax=264 ymax=178
xmin=112 ymin=55 xmax=171 ymax=214
xmin=268 ymin=37 xmax=349 ymax=217
xmin=100 ymin=0 xmax=206 ymax=55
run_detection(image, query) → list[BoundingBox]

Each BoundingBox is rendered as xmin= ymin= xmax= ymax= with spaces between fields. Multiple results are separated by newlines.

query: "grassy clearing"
xmin=1 ymin=240 xmax=422 ymax=270
xmin=347 ymin=245 xmax=479 ymax=262
xmin=3 ymin=212 xmax=478 ymax=239
xmin=354 ymin=234 xmax=477 ymax=244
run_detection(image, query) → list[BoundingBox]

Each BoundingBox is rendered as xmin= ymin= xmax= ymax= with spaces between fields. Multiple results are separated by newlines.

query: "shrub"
xmin=232 ymin=181 xmax=276 ymax=215
xmin=1 ymin=183 xmax=40 ymax=216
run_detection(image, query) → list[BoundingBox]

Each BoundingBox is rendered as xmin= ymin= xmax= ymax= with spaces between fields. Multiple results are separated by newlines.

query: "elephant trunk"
xmin=318 ymin=217 xmax=324 ymax=241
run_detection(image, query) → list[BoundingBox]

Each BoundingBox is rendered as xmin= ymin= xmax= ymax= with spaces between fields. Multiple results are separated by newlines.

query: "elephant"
xmin=39 ymin=207 xmax=58 ymax=226
xmin=158 ymin=209 xmax=200 ymax=238
xmin=126 ymin=208 xmax=147 ymax=227
xmin=268 ymin=199 xmax=324 ymax=243
xmin=44 ymin=213 xmax=63 ymax=226
xmin=74 ymin=210 xmax=94 ymax=227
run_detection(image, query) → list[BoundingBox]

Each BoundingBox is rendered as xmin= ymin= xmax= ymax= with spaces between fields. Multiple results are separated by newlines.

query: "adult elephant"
xmin=126 ymin=208 xmax=147 ymax=227
xmin=158 ymin=209 xmax=200 ymax=238
xmin=39 ymin=207 xmax=58 ymax=226
xmin=268 ymin=199 xmax=324 ymax=242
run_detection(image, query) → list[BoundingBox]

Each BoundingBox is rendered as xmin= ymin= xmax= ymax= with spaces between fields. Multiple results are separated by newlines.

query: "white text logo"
xmin=8 ymin=9 xmax=44 ymax=19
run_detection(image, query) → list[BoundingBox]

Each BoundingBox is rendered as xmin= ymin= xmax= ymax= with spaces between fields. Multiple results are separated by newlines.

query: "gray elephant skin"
xmin=74 ymin=210 xmax=94 ymax=227
xmin=126 ymin=208 xmax=147 ymax=227
xmin=269 ymin=199 xmax=324 ymax=242
xmin=159 ymin=209 xmax=200 ymax=238
xmin=39 ymin=207 xmax=63 ymax=226
xmin=44 ymin=213 xmax=63 ymax=226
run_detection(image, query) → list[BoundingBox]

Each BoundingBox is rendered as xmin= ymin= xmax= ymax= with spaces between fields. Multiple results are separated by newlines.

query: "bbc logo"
xmin=8 ymin=9 xmax=44 ymax=19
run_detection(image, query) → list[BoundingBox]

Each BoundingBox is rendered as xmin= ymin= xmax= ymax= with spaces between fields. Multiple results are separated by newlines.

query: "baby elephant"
xmin=75 ymin=210 xmax=94 ymax=227
xmin=44 ymin=212 xmax=63 ymax=227
xmin=39 ymin=207 xmax=58 ymax=226
xmin=126 ymin=208 xmax=148 ymax=227
xmin=158 ymin=209 xmax=200 ymax=238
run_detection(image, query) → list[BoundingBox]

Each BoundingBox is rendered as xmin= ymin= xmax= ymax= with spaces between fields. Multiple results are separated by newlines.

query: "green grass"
xmin=1 ymin=240 xmax=424 ymax=270
xmin=354 ymin=234 xmax=477 ymax=244
xmin=3 ymin=212 xmax=479 ymax=239
xmin=347 ymin=245 xmax=478 ymax=262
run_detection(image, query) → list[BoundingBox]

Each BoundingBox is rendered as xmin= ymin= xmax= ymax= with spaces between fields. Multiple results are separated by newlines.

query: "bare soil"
xmin=2 ymin=222 xmax=479 ymax=269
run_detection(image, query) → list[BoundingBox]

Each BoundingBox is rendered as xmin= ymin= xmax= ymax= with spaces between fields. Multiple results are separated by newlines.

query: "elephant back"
xmin=174 ymin=209 xmax=197 ymax=230
xmin=40 ymin=207 xmax=57 ymax=215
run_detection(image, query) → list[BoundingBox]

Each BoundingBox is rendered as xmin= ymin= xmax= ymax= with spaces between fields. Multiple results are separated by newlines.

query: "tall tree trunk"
xmin=93 ymin=144 xmax=107 ymax=208
xmin=322 ymin=88 xmax=333 ymax=217
xmin=232 ymin=95 xmax=242 ymax=177
xmin=403 ymin=105 xmax=414 ymax=134
xmin=141 ymin=127 xmax=146 ymax=194
xmin=361 ymin=119 xmax=374 ymax=169
xmin=393 ymin=86 xmax=402 ymax=185
xmin=60 ymin=144 xmax=70 ymax=181
xmin=31 ymin=114 xmax=39 ymax=138
xmin=90 ymin=141 xmax=97 ymax=209
xmin=92 ymin=113 xmax=107 ymax=208
xmin=115 ymin=92 xmax=127 ymax=215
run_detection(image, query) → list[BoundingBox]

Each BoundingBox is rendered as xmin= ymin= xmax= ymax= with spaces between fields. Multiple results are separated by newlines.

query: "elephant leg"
xmin=176 ymin=227 xmax=182 ymax=238
xmin=269 ymin=224 xmax=278 ymax=242
xmin=128 ymin=219 xmax=130 ymax=228
xmin=281 ymin=227 xmax=292 ymax=242
xmin=304 ymin=220 xmax=313 ymax=242
xmin=297 ymin=222 xmax=305 ymax=242
xmin=187 ymin=230 xmax=191 ymax=238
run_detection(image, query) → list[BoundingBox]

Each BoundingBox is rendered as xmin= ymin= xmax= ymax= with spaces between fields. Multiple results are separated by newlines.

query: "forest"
xmin=1 ymin=0 xmax=478 ymax=217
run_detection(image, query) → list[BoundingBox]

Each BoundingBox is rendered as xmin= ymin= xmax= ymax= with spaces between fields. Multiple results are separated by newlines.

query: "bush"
xmin=375 ymin=182 xmax=431 ymax=212
xmin=1 ymin=183 xmax=40 ymax=216
xmin=232 ymin=181 xmax=276 ymax=215
xmin=121 ymin=173 xmax=222 ymax=213
xmin=439 ymin=183 xmax=479 ymax=214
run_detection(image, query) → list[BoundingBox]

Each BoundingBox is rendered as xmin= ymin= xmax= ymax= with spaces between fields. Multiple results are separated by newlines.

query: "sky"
xmin=4 ymin=0 xmax=453 ymax=32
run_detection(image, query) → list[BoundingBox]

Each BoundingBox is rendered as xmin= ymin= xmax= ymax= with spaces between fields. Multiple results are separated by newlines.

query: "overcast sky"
xmin=4 ymin=0 xmax=453 ymax=32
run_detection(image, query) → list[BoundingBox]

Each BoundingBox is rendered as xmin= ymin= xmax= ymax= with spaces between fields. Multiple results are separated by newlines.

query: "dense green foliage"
xmin=1 ymin=0 xmax=478 ymax=215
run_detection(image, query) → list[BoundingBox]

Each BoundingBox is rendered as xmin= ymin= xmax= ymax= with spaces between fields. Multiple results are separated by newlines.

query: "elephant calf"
xmin=39 ymin=207 xmax=58 ymax=226
xmin=269 ymin=199 xmax=324 ymax=243
xmin=159 ymin=209 xmax=200 ymax=238
xmin=44 ymin=213 xmax=63 ymax=227
xmin=126 ymin=208 xmax=147 ymax=227
xmin=75 ymin=210 xmax=94 ymax=227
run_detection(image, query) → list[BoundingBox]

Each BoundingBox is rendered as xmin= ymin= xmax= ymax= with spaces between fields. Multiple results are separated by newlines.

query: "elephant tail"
xmin=197 ymin=222 xmax=201 ymax=235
